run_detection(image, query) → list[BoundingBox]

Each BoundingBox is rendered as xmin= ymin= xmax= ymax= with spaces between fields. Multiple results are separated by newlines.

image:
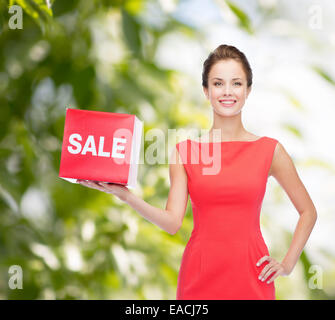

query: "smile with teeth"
xmin=219 ymin=99 xmax=236 ymax=107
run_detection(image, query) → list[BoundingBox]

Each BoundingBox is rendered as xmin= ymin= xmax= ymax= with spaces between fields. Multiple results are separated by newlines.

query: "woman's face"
xmin=203 ymin=59 xmax=251 ymax=117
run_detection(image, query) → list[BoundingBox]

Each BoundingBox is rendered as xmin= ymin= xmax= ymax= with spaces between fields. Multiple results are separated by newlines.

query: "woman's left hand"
xmin=256 ymin=256 xmax=291 ymax=284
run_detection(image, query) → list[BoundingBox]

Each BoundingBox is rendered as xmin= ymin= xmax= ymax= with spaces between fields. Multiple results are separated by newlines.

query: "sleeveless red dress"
xmin=175 ymin=136 xmax=278 ymax=300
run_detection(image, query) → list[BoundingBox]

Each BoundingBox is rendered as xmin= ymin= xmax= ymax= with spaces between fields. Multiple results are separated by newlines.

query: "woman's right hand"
xmin=76 ymin=179 xmax=131 ymax=202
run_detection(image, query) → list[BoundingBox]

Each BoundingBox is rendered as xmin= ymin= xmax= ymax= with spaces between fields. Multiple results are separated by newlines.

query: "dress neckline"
xmin=187 ymin=136 xmax=266 ymax=144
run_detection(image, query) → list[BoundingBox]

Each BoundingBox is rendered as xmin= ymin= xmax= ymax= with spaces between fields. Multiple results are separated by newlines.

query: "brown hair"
xmin=202 ymin=44 xmax=253 ymax=88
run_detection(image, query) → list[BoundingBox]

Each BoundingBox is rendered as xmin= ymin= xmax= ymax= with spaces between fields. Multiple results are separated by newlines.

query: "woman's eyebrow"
xmin=212 ymin=77 xmax=242 ymax=80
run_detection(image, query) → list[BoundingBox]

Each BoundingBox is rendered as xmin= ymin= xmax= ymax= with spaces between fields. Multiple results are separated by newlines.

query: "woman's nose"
xmin=224 ymin=85 xmax=232 ymax=95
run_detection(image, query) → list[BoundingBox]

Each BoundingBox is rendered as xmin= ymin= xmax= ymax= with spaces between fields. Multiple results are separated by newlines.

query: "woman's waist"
xmin=187 ymin=227 xmax=267 ymax=245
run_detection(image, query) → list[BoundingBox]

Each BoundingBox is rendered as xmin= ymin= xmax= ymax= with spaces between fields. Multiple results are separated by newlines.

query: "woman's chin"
xmin=212 ymin=106 xmax=242 ymax=117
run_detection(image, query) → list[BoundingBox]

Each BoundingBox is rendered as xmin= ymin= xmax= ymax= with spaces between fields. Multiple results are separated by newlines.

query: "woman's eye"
xmin=214 ymin=82 xmax=241 ymax=86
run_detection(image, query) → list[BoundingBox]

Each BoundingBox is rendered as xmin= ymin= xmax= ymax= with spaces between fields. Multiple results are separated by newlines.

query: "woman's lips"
xmin=219 ymin=100 xmax=236 ymax=107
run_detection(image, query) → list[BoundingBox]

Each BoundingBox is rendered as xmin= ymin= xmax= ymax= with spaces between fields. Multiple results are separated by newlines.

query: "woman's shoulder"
xmin=263 ymin=135 xmax=279 ymax=145
xmin=247 ymin=133 xmax=278 ymax=143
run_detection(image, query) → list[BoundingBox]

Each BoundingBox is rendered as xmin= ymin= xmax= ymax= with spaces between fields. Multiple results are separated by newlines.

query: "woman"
xmin=77 ymin=44 xmax=317 ymax=300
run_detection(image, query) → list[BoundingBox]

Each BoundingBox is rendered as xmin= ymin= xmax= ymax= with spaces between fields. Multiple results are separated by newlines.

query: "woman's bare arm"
xmin=77 ymin=146 xmax=189 ymax=235
xmin=266 ymin=142 xmax=317 ymax=274
xmin=271 ymin=142 xmax=317 ymax=272
xmin=123 ymin=146 xmax=188 ymax=235
xmin=257 ymin=141 xmax=318 ymax=283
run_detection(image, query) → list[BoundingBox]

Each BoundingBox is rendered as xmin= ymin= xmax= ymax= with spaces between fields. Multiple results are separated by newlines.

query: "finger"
xmin=86 ymin=181 xmax=103 ymax=190
xmin=266 ymin=269 xmax=282 ymax=284
xmin=78 ymin=180 xmax=90 ymax=186
xmin=98 ymin=182 xmax=108 ymax=187
xmin=93 ymin=182 xmax=107 ymax=191
xmin=98 ymin=182 xmax=116 ymax=191
xmin=95 ymin=181 xmax=115 ymax=193
xmin=262 ymin=265 xmax=279 ymax=282
xmin=97 ymin=182 xmax=111 ymax=190
xmin=258 ymin=258 xmax=276 ymax=279
xmin=256 ymin=255 xmax=271 ymax=267
xmin=258 ymin=262 xmax=273 ymax=280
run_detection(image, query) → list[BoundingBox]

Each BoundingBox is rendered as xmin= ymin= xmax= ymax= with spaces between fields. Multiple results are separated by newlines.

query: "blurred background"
xmin=0 ymin=0 xmax=334 ymax=299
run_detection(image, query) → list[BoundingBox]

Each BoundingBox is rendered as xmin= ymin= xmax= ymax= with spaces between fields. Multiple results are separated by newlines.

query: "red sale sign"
xmin=59 ymin=108 xmax=143 ymax=189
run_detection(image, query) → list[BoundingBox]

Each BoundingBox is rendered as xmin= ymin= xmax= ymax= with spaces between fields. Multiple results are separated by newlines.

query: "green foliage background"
xmin=0 ymin=0 xmax=203 ymax=300
xmin=0 ymin=0 xmax=333 ymax=299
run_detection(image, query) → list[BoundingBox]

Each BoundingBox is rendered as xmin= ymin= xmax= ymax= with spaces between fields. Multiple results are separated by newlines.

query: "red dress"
xmin=175 ymin=136 xmax=278 ymax=300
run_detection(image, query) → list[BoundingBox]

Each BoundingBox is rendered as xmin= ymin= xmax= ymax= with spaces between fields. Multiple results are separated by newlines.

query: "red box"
xmin=59 ymin=108 xmax=143 ymax=189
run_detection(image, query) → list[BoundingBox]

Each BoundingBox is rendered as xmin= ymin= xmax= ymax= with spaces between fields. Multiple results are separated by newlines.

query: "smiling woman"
xmin=171 ymin=44 xmax=317 ymax=299
xmin=202 ymin=45 xmax=252 ymax=121
xmin=78 ymin=44 xmax=317 ymax=301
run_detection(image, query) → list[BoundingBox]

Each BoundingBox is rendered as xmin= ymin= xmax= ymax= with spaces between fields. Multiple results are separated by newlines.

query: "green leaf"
xmin=12 ymin=0 xmax=53 ymax=18
xmin=10 ymin=0 xmax=54 ymax=33
xmin=225 ymin=0 xmax=253 ymax=34
xmin=282 ymin=123 xmax=303 ymax=138
xmin=280 ymin=88 xmax=304 ymax=110
xmin=121 ymin=7 xmax=142 ymax=58
xmin=124 ymin=0 xmax=144 ymax=16
xmin=311 ymin=65 xmax=335 ymax=85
